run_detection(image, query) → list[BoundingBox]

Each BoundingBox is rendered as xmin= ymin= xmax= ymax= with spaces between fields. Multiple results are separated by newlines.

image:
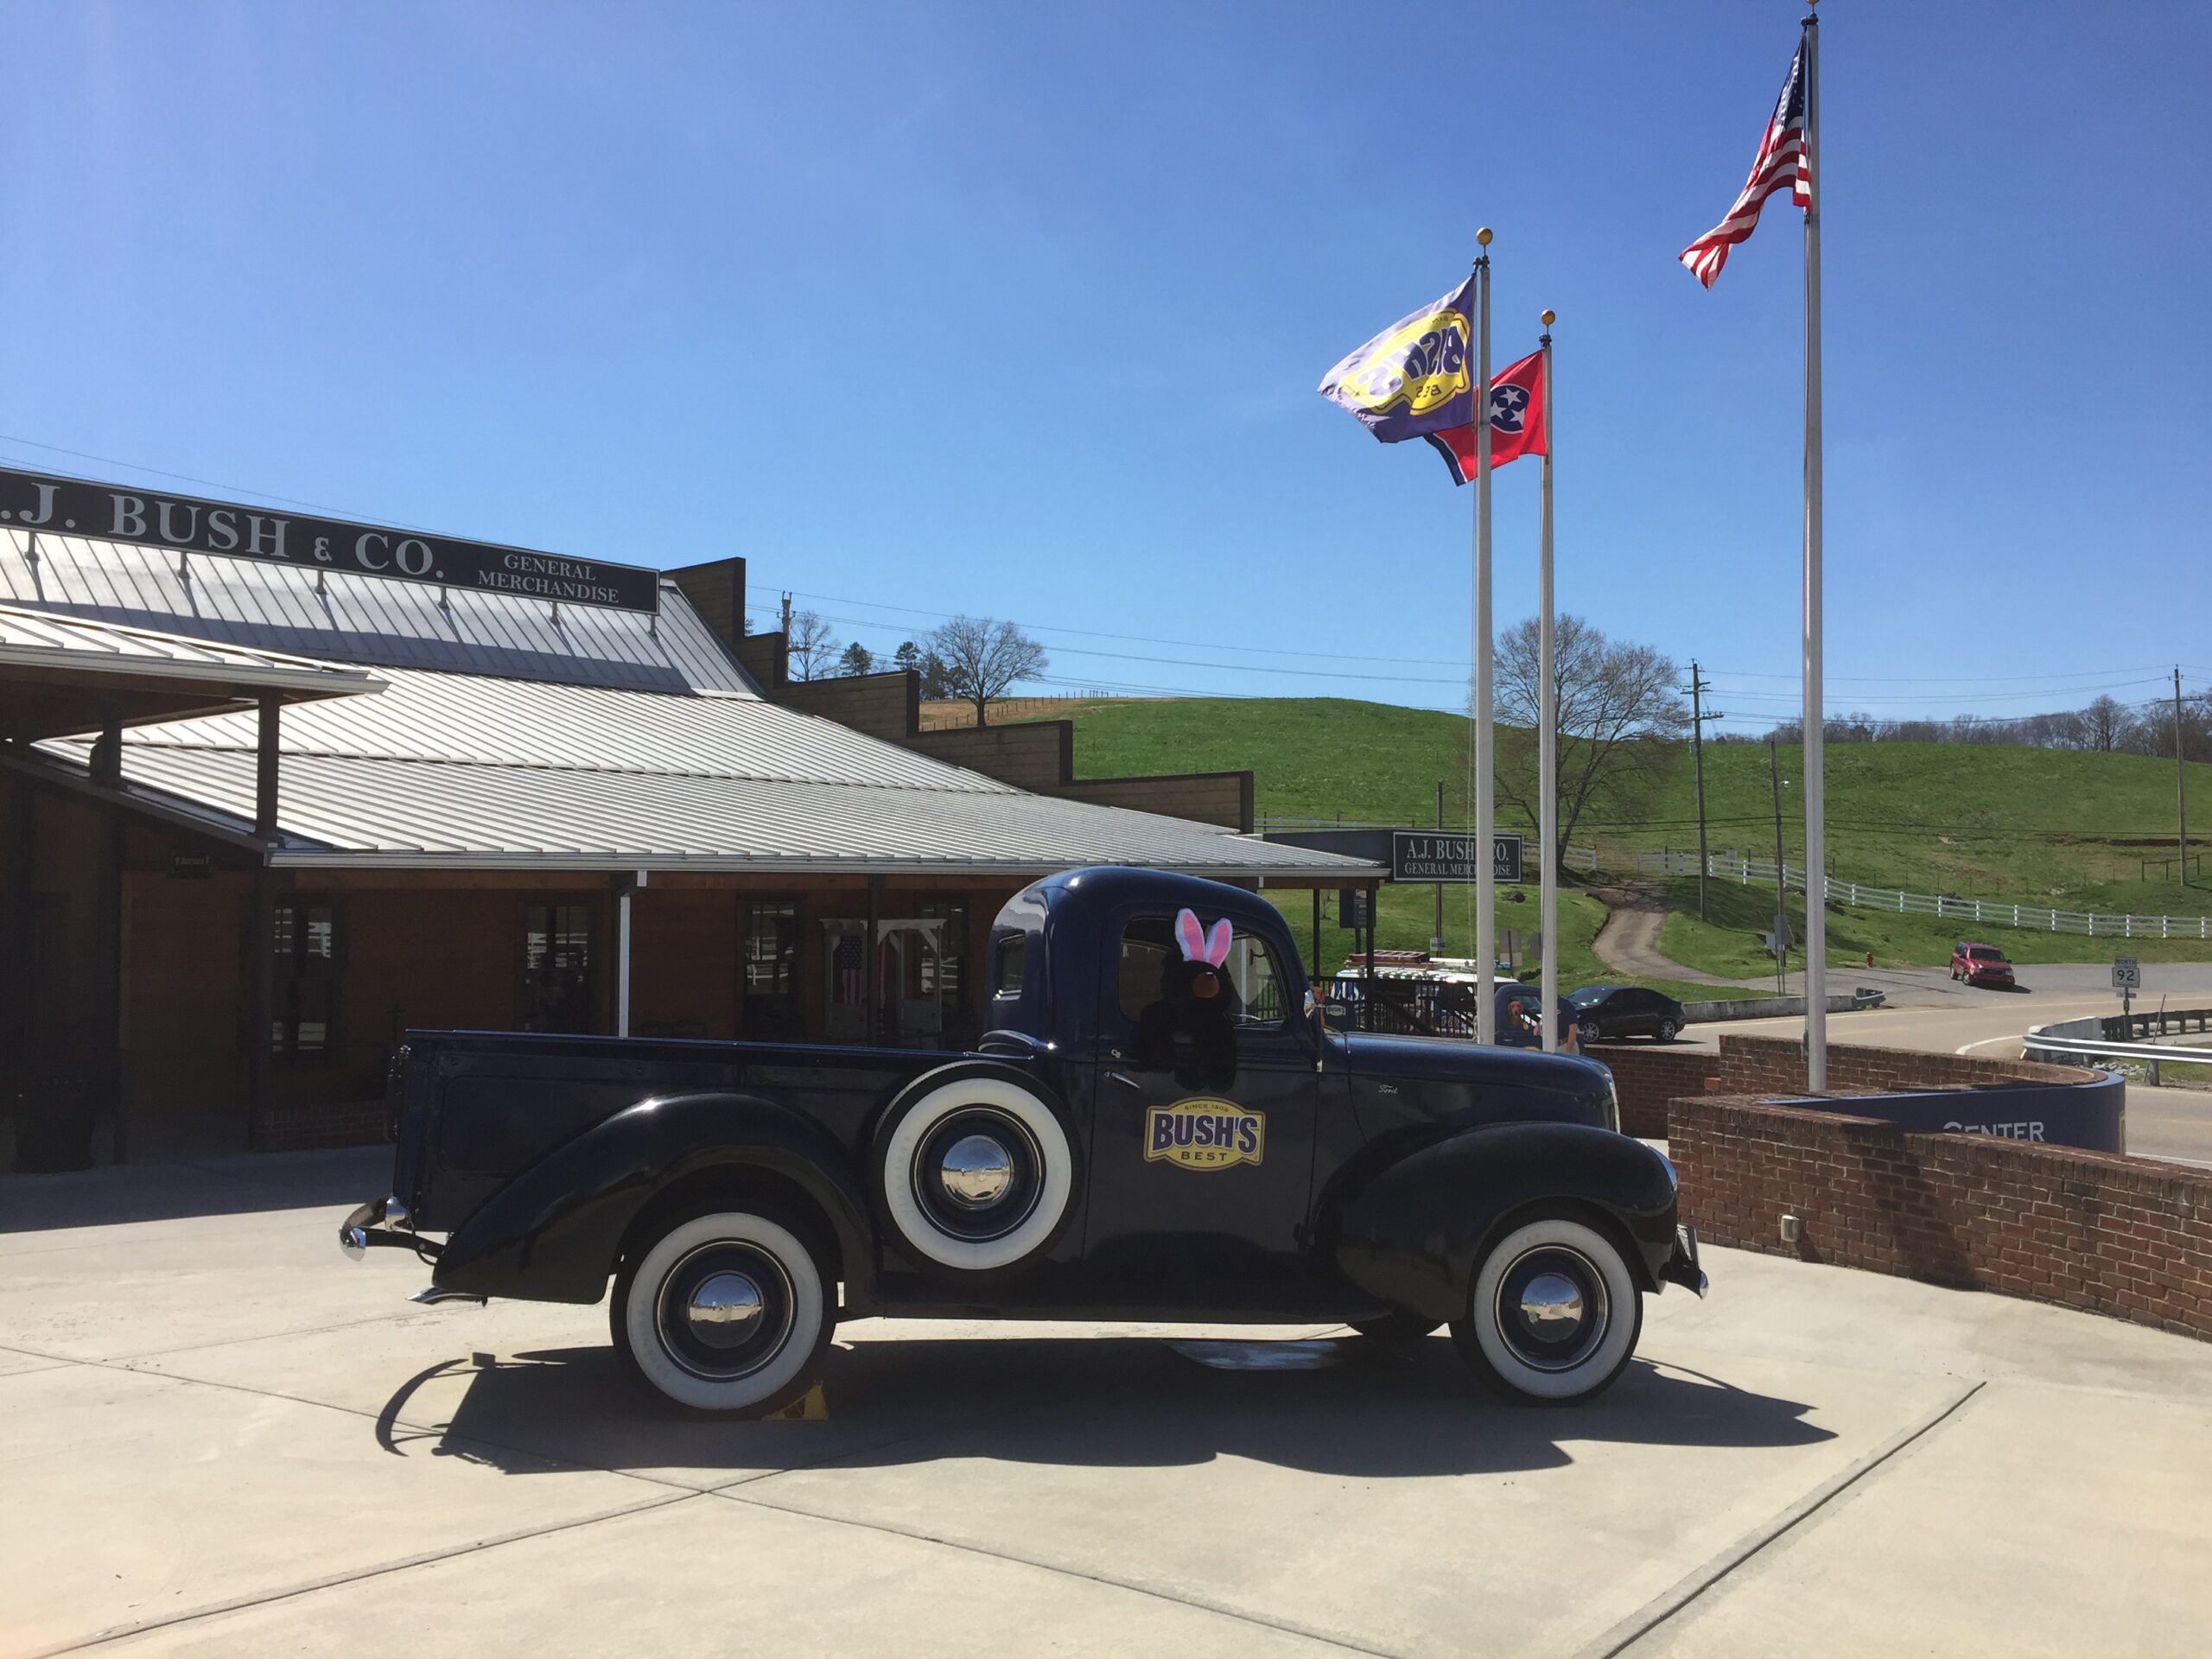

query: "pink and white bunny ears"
xmin=1173 ymin=908 xmax=1233 ymax=968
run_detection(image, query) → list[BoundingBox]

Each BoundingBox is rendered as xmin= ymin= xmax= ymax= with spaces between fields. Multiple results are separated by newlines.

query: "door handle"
xmin=1105 ymin=1071 xmax=1141 ymax=1091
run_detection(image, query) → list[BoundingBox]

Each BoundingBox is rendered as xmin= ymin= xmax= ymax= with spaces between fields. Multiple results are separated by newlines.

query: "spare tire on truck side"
xmin=868 ymin=1061 xmax=1079 ymax=1276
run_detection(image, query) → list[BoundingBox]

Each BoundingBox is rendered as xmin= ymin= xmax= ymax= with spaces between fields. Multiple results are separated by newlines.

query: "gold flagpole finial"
xmin=1540 ymin=309 xmax=1555 ymax=327
xmin=1476 ymin=226 xmax=1493 ymax=247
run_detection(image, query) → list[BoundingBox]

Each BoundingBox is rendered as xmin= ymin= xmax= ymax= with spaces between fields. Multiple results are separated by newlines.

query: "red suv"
xmin=1950 ymin=942 xmax=2015 ymax=988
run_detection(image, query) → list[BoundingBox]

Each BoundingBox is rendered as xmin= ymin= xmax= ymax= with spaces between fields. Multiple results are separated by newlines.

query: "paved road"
xmin=1684 ymin=969 xmax=2212 ymax=1166
xmin=3 ymin=1152 xmax=2210 ymax=1657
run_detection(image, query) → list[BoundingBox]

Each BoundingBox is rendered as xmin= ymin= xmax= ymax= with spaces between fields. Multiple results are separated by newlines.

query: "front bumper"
xmin=338 ymin=1196 xmax=440 ymax=1262
xmin=1660 ymin=1223 xmax=1707 ymax=1297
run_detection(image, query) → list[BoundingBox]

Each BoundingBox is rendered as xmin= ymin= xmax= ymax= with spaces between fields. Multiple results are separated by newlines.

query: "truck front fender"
xmin=1325 ymin=1124 xmax=1680 ymax=1325
xmin=433 ymin=1091 xmax=872 ymax=1306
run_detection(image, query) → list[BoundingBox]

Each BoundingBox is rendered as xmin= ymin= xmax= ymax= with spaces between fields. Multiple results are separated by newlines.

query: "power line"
xmin=0 ymin=437 xmax=447 ymax=532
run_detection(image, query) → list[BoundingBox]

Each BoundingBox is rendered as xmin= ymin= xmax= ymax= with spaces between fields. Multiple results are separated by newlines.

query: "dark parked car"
xmin=1568 ymin=985 xmax=1687 ymax=1044
xmin=1950 ymin=943 xmax=2015 ymax=988
xmin=344 ymin=867 xmax=1704 ymax=1416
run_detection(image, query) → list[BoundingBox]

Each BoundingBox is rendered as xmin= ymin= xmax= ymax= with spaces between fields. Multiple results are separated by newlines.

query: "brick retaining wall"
xmin=1669 ymin=1093 xmax=2212 ymax=1341
xmin=1582 ymin=1044 xmax=1719 ymax=1138
xmin=1713 ymin=1033 xmax=2095 ymax=1097
xmin=255 ymin=1098 xmax=387 ymax=1154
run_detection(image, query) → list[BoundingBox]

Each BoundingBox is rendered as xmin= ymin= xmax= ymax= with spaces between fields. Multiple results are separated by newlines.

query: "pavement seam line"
xmin=32 ymin=1491 xmax=702 ymax=1657
xmin=106 ymin=1306 xmax=454 ymax=1362
xmin=1575 ymin=1377 xmax=1989 ymax=1659
xmin=20 ymin=1344 xmax=715 ymax=1500
xmin=711 ymin=1485 xmax=1405 ymax=1658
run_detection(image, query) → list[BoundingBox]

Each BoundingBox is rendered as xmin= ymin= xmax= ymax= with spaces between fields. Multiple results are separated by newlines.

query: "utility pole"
xmin=2178 ymin=667 xmax=2191 ymax=887
xmin=1769 ymin=739 xmax=1789 ymax=995
xmin=1688 ymin=661 xmax=1723 ymax=922
xmin=779 ymin=592 xmax=793 ymax=637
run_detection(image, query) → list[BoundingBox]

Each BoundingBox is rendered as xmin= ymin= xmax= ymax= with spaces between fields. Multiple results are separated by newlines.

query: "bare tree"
xmin=787 ymin=609 xmax=840 ymax=681
xmin=923 ymin=615 xmax=1048 ymax=726
xmin=2080 ymin=695 xmax=2131 ymax=753
xmin=1491 ymin=614 xmax=1688 ymax=873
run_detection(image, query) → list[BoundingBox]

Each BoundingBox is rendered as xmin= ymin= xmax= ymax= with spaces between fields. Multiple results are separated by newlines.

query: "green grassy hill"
xmin=1041 ymin=696 xmax=2212 ymax=980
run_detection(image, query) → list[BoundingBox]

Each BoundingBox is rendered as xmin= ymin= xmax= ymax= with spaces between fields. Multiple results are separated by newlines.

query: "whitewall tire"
xmin=874 ymin=1074 xmax=1074 ymax=1273
xmin=612 ymin=1209 xmax=831 ymax=1415
xmin=1452 ymin=1215 xmax=1643 ymax=1405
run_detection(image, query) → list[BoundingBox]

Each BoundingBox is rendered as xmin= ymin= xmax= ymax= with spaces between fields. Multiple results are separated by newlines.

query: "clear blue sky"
xmin=5 ymin=2 xmax=2207 ymax=732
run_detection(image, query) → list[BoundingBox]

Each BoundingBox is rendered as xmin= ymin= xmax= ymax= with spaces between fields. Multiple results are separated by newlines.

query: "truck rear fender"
xmin=1323 ymin=1123 xmax=1679 ymax=1325
xmin=432 ymin=1092 xmax=872 ymax=1306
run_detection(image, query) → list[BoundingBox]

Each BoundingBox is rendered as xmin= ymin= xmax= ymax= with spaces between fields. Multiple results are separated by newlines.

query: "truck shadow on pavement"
xmin=377 ymin=1332 xmax=1834 ymax=1483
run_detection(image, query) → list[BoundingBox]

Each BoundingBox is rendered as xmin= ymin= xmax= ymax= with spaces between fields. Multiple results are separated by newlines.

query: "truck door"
xmin=1082 ymin=907 xmax=1320 ymax=1305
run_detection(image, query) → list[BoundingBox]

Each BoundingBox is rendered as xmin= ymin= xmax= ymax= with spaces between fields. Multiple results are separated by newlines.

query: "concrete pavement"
xmin=3 ymin=1152 xmax=2210 ymax=1657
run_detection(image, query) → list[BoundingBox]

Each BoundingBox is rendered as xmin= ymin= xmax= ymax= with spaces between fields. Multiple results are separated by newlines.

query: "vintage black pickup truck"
xmin=343 ymin=866 xmax=1704 ymax=1414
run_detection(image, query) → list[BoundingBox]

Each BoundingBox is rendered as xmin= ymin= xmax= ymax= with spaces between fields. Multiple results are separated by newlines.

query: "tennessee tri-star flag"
xmin=1427 ymin=348 xmax=1547 ymax=486
xmin=1317 ymin=274 xmax=1479 ymax=444
xmin=1679 ymin=36 xmax=1812 ymax=288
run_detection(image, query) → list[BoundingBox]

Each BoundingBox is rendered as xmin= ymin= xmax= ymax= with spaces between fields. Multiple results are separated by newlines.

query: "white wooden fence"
xmin=1630 ymin=849 xmax=2212 ymax=941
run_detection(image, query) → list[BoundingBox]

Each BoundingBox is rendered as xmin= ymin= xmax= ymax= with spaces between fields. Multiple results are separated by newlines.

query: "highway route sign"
xmin=2112 ymin=957 xmax=2141 ymax=990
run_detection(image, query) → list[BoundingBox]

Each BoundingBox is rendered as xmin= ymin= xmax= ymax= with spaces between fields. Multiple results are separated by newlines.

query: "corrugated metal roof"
xmin=32 ymin=741 xmax=1375 ymax=875
xmin=100 ymin=664 xmax=1008 ymax=791
xmin=0 ymin=527 xmax=747 ymax=693
xmin=6 ymin=518 xmax=1378 ymax=879
xmin=0 ymin=601 xmax=384 ymax=697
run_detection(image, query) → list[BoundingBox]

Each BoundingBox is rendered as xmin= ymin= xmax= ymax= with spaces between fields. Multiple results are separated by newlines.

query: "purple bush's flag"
xmin=1318 ymin=274 xmax=1479 ymax=445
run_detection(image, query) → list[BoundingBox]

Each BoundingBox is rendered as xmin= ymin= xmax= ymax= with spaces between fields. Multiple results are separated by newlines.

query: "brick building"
xmin=0 ymin=517 xmax=1370 ymax=1162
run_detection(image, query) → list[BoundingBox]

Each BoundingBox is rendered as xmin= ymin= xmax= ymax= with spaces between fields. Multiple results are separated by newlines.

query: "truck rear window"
xmin=994 ymin=934 xmax=1027 ymax=997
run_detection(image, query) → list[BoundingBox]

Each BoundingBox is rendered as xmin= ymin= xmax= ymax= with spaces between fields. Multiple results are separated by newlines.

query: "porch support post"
xmin=617 ymin=870 xmax=645 ymax=1038
xmin=97 ymin=802 xmax=124 ymax=1161
xmin=254 ymin=696 xmax=280 ymax=839
xmin=1363 ymin=879 xmax=1378 ymax=1027
xmin=247 ymin=861 xmax=271 ymax=1151
xmin=865 ymin=876 xmax=882 ymax=1046
xmin=247 ymin=695 xmax=280 ymax=1151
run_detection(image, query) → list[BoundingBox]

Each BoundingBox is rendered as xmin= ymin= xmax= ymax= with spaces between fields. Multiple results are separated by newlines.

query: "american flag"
xmin=1679 ymin=34 xmax=1812 ymax=289
xmin=833 ymin=934 xmax=865 ymax=1005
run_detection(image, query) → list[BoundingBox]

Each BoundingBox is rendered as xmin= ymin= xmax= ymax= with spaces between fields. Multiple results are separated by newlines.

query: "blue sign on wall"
xmin=1771 ymin=1071 xmax=2126 ymax=1154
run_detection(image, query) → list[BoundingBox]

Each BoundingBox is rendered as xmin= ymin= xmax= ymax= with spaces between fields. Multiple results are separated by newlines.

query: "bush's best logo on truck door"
xmin=1144 ymin=1098 xmax=1265 ymax=1170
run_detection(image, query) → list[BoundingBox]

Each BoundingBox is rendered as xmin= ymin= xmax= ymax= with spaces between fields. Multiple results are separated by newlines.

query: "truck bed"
xmin=391 ymin=1030 xmax=963 ymax=1232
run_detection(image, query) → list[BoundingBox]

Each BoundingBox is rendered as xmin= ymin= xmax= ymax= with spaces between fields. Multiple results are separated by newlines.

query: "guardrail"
xmin=1631 ymin=849 xmax=2212 ymax=941
xmin=2023 ymin=1015 xmax=2212 ymax=1085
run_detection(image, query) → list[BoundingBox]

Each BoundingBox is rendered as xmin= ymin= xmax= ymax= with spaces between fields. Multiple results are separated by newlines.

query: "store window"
xmin=272 ymin=899 xmax=340 ymax=1057
xmin=743 ymin=899 xmax=801 ymax=1039
xmin=521 ymin=902 xmax=593 ymax=1033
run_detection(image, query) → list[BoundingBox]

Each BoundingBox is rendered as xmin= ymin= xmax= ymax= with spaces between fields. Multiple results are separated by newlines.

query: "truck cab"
xmin=345 ymin=866 xmax=1703 ymax=1417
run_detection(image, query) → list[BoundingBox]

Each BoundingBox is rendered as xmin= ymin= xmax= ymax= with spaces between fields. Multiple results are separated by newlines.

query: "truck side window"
xmin=1116 ymin=916 xmax=1284 ymax=1030
xmin=993 ymin=933 xmax=1027 ymax=998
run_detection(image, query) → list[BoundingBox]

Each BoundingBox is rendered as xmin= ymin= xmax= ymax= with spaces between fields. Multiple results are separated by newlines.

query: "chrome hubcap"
xmin=685 ymin=1271 xmax=766 ymax=1341
xmin=656 ymin=1243 xmax=795 ymax=1381
xmin=938 ymin=1134 xmax=1015 ymax=1208
xmin=1518 ymin=1272 xmax=1586 ymax=1331
xmin=1495 ymin=1245 xmax=1611 ymax=1373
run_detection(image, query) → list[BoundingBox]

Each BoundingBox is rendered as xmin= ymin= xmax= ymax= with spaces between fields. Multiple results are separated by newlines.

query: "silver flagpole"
xmin=1473 ymin=228 xmax=1496 ymax=1045
xmin=1801 ymin=7 xmax=1827 ymax=1090
xmin=1538 ymin=310 xmax=1558 ymax=1051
